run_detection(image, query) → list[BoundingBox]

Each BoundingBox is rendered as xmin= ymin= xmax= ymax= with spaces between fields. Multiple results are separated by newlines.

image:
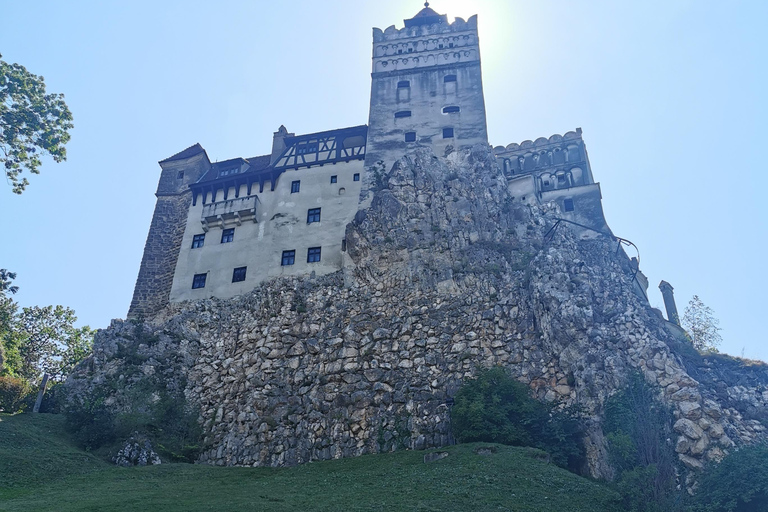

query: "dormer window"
xmin=218 ymin=167 xmax=239 ymax=178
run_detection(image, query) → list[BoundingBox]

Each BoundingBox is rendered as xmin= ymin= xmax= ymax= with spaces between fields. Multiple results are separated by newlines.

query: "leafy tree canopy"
xmin=451 ymin=366 xmax=586 ymax=471
xmin=1 ymin=54 xmax=73 ymax=194
xmin=682 ymin=295 xmax=723 ymax=353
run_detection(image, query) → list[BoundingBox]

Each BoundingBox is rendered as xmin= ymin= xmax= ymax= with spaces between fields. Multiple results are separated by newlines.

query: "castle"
xmin=128 ymin=3 xmax=609 ymax=319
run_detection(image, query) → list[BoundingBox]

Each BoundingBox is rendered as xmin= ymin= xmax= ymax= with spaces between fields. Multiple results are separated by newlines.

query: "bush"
xmin=65 ymin=380 xmax=202 ymax=462
xmin=691 ymin=444 xmax=768 ymax=512
xmin=452 ymin=366 xmax=585 ymax=471
xmin=0 ymin=375 xmax=32 ymax=412
xmin=604 ymin=373 xmax=682 ymax=511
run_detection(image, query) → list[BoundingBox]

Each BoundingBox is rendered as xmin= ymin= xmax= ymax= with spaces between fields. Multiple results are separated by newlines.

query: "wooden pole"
xmin=32 ymin=373 xmax=49 ymax=413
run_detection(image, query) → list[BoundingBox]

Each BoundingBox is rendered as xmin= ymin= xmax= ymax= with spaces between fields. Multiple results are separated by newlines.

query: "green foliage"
xmin=604 ymin=373 xmax=681 ymax=511
xmin=452 ymin=366 xmax=586 ymax=471
xmin=0 ymin=375 xmax=32 ymax=412
xmin=691 ymin=444 xmax=768 ymax=512
xmin=0 ymin=272 xmax=92 ymax=384
xmin=682 ymin=295 xmax=723 ymax=353
xmin=65 ymin=375 xmax=202 ymax=462
xmin=15 ymin=305 xmax=93 ymax=381
xmin=0 ymin=55 xmax=74 ymax=194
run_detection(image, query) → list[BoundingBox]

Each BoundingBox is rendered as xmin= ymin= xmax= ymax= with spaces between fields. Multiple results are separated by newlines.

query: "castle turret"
xmin=361 ymin=3 xmax=488 ymax=205
xmin=659 ymin=280 xmax=680 ymax=325
xmin=128 ymin=144 xmax=211 ymax=318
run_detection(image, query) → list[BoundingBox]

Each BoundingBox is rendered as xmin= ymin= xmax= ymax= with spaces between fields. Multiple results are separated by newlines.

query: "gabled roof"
xmin=404 ymin=2 xmax=448 ymax=27
xmin=159 ymin=143 xmax=206 ymax=163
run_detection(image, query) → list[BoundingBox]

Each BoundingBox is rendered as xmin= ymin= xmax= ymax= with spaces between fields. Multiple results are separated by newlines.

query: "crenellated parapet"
xmin=372 ymin=15 xmax=480 ymax=76
xmin=493 ymin=128 xmax=594 ymax=186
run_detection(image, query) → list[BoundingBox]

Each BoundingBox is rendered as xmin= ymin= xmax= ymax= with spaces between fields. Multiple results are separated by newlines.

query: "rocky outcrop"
xmin=66 ymin=145 xmax=767 ymax=478
xmin=114 ymin=432 xmax=162 ymax=467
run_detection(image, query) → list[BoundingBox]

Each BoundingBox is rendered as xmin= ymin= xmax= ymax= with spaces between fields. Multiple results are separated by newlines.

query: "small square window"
xmin=397 ymin=80 xmax=410 ymax=88
xmin=307 ymin=247 xmax=321 ymax=263
xmin=405 ymin=132 xmax=416 ymax=142
xmin=281 ymin=250 xmax=296 ymax=266
xmin=291 ymin=180 xmax=300 ymax=193
xmin=177 ymin=171 xmax=184 ymax=180
xmin=232 ymin=266 xmax=247 ymax=283
xmin=394 ymin=111 xmax=412 ymax=119
xmin=307 ymin=208 xmax=321 ymax=223
xmin=330 ymin=175 xmax=337 ymax=184
xmin=353 ymin=173 xmax=360 ymax=182
xmin=221 ymin=228 xmax=234 ymax=243
xmin=443 ymin=127 xmax=454 ymax=139
xmin=192 ymin=273 xmax=206 ymax=289
xmin=564 ymin=199 xmax=575 ymax=212
xmin=444 ymin=74 xmax=457 ymax=83
xmin=192 ymin=234 xmax=205 ymax=249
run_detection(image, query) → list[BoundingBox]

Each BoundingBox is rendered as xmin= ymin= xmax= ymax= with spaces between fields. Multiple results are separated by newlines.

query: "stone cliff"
xmin=66 ymin=146 xmax=768 ymax=479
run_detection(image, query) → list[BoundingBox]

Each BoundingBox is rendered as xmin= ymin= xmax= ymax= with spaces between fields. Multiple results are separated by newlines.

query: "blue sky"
xmin=1 ymin=1 xmax=766 ymax=360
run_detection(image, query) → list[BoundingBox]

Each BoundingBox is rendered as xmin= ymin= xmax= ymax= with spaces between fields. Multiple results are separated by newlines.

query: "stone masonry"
xmin=70 ymin=146 xmax=767 ymax=480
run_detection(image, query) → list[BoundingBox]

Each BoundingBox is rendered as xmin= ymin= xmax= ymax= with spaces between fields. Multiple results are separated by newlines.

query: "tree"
xmin=692 ymin=444 xmax=768 ymax=512
xmin=16 ymin=305 xmax=93 ymax=381
xmin=1 ymin=54 xmax=73 ymax=194
xmin=0 ymin=269 xmax=18 ymax=374
xmin=604 ymin=373 xmax=680 ymax=512
xmin=682 ymin=295 xmax=722 ymax=353
xmin=451 ymin=366 xmax=586 ymax=471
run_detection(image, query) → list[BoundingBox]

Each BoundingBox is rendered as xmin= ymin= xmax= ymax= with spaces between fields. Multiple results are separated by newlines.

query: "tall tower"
xmin=361 ymin=3 xmax=488 ymax=205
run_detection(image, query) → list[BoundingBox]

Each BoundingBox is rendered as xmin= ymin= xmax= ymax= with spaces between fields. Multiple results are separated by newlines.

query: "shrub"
xmin=604 ymin=373 xmax=682 ymax=511
xmin=692 ymin=443 xmax=768 ymax=512
xmin=0 ymin=375 xmax=32 ymax=412
xmin=65 ymin=379 xmax=202 ymax=462
xmin=452 ymin=366 xmax=585 ymax=471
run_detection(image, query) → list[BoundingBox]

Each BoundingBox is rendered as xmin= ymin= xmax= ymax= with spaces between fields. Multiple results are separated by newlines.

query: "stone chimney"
xmin=271 ymin=125 xmax=293 ymax=164
xmin=659 ymin=280 xmax=680 ymax=325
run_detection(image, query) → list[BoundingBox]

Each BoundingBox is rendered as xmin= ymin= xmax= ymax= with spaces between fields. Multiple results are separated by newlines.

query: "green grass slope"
xmin=0 ymin=413 xmax=619 ymax=512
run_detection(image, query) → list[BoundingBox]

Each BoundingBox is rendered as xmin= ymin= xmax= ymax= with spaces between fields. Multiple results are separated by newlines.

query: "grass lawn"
xmin=0 ymin=413 xmax=619 ymax=511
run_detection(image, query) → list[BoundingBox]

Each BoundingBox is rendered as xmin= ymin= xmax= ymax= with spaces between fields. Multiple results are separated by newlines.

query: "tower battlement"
xmin=372 ymin=15 xmax=479 ymax=76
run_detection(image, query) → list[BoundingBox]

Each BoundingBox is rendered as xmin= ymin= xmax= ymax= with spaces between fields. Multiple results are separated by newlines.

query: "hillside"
xmin=0 ymin=413 xmax=620 ymax=512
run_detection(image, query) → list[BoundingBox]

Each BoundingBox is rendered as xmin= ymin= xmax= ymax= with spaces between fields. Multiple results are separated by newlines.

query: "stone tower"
xmin=361 ymin=3 xmax=489 ymax=205
xmin=127 ymin=145 xmax=211 ymax=319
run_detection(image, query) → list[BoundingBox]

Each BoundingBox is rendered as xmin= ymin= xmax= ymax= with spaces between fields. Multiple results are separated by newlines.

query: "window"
xmin=564 ymin=199 xmax=575 ymax=212
xmin=281 ymin=250 xmax=296 ymax=266
xmin=443 ymin=127 xmax=454 ymax=138
xmin=191 ymin=234 xmax=205 ymax=249
xmin=353 ymin=173 xmax=360 ymax=182
xmin=177 ymin=171 xmax=184 ymax=180
xmin=405 ymin=132 xmax=416 ymax=142
xmin=394 ymin=111 xmax=412 ymax=119
xmin=449 ymin=42 xmax=454 ymax=48
xmin=232 ymin=266 xmax=247 ymax=283
xmin=307 ymin=208 xmax=321 ymax=223
xmin=442 ymin=106 xmax=460 ymax=114
xmin=330 ymin=175 xmax=337 ymax=184
xmin=221 ymin=228 xmax=234 ymax=243
xmin=291 ymin=180 xmax=300 ymax=193
xmin=397 ymin=80 xmax=410 ymax=88
xmin=192 ymin=273 xmax=206 ymax=289
xmin=444 ymin=74 xmax=457 ymax=83
xmin=398 ymin=48 xmax=403 ymax=54
xmin=407 ymin=47 xmax=413 ymax=53
xmin=307 ymin=247 xmax=321 ymax=263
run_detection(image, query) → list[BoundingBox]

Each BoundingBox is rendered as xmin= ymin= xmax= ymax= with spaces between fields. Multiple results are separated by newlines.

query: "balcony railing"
xmin=201 ymin=196 xmax=258 ymax=231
